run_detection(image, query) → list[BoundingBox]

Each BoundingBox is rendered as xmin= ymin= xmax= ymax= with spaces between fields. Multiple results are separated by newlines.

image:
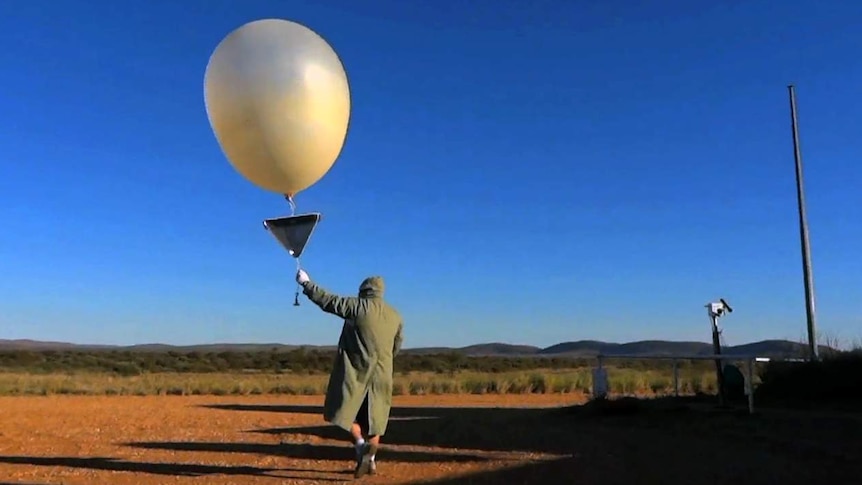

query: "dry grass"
xmin=0 ymin=367 xmax=716 ymax=397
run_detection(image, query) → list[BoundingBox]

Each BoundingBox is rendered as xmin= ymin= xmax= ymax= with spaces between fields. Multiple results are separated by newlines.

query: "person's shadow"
xmin=0 ymin=455 xmax=344 ymax=481
xmin=192 ymin=396 xmax=862 ymax=485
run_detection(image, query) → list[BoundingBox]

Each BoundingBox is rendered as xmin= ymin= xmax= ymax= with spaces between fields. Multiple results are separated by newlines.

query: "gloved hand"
xmin=296 ymin=269 xmax=310 ymax=285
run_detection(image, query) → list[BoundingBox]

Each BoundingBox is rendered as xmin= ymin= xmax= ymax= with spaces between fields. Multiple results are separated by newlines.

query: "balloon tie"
xmin=285 ymin=194 xmax=297 ymax=216
xmin=289 ymin=194 xmax=301 ymax=306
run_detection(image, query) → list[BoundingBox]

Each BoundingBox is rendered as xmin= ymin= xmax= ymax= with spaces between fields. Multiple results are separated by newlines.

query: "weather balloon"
xmin=203 ymin=18 xmax=351 ymax=198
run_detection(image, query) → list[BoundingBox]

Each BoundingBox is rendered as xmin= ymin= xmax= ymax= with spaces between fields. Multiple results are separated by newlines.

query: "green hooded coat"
xmin=301 ymin=275 xmax=404 ymax=436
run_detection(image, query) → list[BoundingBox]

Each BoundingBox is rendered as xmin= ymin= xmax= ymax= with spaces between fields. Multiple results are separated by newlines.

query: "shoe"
xmin=354 ymin=443 xmax=364 ymax=467
xmin=354 ymin=442 xmax=378 ymax=478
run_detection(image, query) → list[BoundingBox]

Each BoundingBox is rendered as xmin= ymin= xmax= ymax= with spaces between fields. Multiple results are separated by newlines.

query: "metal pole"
xmin=745 ymin=358 xmax=755 ymax=414
xmin=710 ymin=315 xmax=726 ymax=406
xmin=787 ymin=84 xmax=819 ymax=361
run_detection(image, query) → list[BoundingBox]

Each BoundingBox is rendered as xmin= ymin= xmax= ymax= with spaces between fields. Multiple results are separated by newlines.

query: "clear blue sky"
xmin=1 ymin=0 xmax=860 ymax=349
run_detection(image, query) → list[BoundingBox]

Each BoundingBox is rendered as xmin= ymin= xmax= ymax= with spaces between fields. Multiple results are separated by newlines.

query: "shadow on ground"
xmin=5 ymin=396 xmax=860 ymax=484
xmin=127 ymin=440 xmax=491 ymax=464
xmin=202 ymin=395 xmax=862 ymax=485
xmin=0 ymin=455 xmax=345 ymax=481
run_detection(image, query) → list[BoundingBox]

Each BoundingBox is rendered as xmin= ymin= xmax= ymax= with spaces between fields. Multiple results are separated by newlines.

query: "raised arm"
xmin=300 ymin=280 xmax=360 ymax=320
xmin=393 ymin=320 xmax=404 ymax=357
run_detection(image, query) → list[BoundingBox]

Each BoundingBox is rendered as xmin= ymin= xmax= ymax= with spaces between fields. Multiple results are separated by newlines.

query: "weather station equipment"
xmin=705 ymin=298 xmax=733 ymax=406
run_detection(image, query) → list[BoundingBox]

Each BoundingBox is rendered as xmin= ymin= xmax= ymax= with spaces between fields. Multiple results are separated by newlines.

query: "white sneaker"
xmin=354 ymin=443 xmax=378 ymax=478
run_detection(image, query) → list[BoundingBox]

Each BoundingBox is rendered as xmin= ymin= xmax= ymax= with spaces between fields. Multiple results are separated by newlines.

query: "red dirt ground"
xmin=0 ymin=393 xmax=860 ymax=484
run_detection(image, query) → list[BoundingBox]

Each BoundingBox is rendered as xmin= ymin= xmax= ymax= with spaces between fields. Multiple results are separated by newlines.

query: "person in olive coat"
xmin=296 ymin=269 xmax=404 ymax=478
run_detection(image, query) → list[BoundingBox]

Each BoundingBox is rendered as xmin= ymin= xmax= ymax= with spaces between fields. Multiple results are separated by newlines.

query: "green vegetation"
xmin=0 ymin=348 xmax=715 ymax=375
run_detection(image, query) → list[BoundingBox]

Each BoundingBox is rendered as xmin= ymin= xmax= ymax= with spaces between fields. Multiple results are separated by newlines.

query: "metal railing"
xmin=591 ymin=353 xmax=782 ymax=414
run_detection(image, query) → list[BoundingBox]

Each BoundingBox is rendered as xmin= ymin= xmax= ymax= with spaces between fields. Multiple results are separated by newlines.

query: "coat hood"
xmin=358 ymin=276 xmax=385 ymax=298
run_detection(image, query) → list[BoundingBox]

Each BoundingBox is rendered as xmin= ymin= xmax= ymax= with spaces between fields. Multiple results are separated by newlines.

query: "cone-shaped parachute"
xmin=204 ymin=18 xmax=351 ymax=197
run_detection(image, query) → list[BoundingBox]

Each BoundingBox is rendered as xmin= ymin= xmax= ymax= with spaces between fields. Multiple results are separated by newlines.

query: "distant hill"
xmin=0 ymin=338 xmax=824 ymax=359
xmin=406 ymin=343 xmax=541 ymax=356
xmin=0 ymin=340 xmax=336 ymax=353
xmin=539 ymin=340 xmax=710 ymax=357
xmin=0 ymin=339 xmax=117 ymax=351
xmin=536 ymin=339 xmax=828 ymax=359
xmin=123 ymin=343 xmax=337 ymax=353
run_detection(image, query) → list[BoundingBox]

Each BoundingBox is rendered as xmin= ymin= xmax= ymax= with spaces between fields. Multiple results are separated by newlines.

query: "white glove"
xmin=296 ymin=269 xmax=310 ymax=285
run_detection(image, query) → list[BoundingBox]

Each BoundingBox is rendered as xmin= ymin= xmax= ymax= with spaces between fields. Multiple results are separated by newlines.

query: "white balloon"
xmin=204 ymin=19 xmax=351 ymax=197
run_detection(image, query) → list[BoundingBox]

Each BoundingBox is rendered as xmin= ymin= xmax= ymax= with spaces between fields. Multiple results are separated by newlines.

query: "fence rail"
xmin=591 ymin=353 xmax=780 ymax=414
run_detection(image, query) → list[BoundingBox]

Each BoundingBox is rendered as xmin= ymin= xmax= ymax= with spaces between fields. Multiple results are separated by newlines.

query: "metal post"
xmin=745 ymin=358 xmax=755 ymax=414
xmin=787 ymin=84 xmax=819 ymax=362
xmin=711 ymin=315 xmax=726 ymax=406
xmin=672 ymin=360 xmax=679 ymax=397
xmin=592 ymin=356 xmax=608 ymax=399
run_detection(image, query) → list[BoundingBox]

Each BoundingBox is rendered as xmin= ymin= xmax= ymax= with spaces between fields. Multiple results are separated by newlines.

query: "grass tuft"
xmin=0 ymin=366 xmax=716 ymax=397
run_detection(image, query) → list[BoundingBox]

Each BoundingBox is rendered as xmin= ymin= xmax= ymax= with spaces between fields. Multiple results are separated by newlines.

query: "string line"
xmin=288 ymin=194 xmax=301 ymax=305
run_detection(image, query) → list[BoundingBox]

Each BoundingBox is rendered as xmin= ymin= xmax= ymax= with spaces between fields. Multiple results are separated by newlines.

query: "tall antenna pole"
xmin=787 ymin=84 xmax=819 ymax=361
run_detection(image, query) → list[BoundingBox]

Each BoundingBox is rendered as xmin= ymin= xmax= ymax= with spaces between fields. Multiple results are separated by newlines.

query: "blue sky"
xmin=1 ymin=0 xmax=860 ymax=349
